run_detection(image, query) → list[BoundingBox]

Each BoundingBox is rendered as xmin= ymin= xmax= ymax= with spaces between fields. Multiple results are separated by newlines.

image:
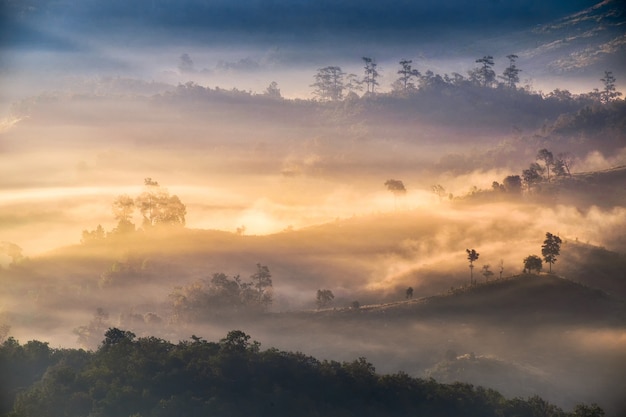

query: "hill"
xmin=308 ymin=274 xmax=626 ymax=326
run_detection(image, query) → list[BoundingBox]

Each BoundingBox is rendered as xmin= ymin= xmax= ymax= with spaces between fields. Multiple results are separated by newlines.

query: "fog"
xmin=1 ymin=1 xmax=626 ymax=416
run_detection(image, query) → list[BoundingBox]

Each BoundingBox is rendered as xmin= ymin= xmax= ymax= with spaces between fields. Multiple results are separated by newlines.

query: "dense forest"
xmin=0 ymin=329 xmax=607 ymax=417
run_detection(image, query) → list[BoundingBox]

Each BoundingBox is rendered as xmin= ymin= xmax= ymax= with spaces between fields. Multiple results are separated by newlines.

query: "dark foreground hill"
xmin=0 ymin=329 xmax=605 ymax=417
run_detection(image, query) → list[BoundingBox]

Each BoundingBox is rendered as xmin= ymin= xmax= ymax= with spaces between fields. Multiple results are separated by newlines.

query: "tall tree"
xmin=385 ymin=179 xmax=406 ymax=209
xmin=396 ymin=59 xmax=420 ymax=91
xmin=471 ymin=56 xmax=496 ymax=87
xmin=466 ymin=249 xmax=479 ymax=285
xmin=111 ymin=194 xmax=136 ymax=234
xmin=536 ymin=149 xmax=554 ymax=180
xmin=311 ymin=66 xmax=345 ymax=101
xmin=362 ymin=57 xmax=380 ymax=94
xmin=541 ymin=233 xmax=562 ymax=273
xmin=600 ymin=71 xmax=622 ymax=103
xmin=500 ymin=54 xmax=521 ymax=88
xmin=522 ymin=163 xmax=544 ymax=191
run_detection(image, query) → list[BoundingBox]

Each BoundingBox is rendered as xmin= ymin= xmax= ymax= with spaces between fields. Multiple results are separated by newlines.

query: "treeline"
xmin=0 ymin=329 xmax=606 ymax=417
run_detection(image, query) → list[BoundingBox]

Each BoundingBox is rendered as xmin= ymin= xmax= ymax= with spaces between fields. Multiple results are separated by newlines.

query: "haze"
xmin=1 ymin=0 xmax=626 ymax=415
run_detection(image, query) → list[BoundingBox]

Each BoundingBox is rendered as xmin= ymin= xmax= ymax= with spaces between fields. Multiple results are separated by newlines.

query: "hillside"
xmin=307 ymin=274 xmax=626 ymax=326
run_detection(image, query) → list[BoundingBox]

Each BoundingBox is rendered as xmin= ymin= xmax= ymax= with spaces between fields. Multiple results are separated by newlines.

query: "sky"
xmin=1 ymin=0 xmax=623 ymax=101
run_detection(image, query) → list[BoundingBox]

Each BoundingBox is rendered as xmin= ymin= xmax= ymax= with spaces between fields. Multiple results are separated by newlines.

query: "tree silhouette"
xmin=600 ymin=71 xmax=622 ymax=103
xmin=536 ymin=149 xmax=554 ymax=181
xmin=311 ymin=66 xmax=345 ymax=101
xmin=500 ymin=54 xmax=521 ymax=88
xmin=466 ymin=249 xmax=479 ymax=285
xmin=471 ymin=56 xmax=495 ymax=87
xmin=405 ymin=287 xmax=414 ymax=299
xmin=385 ymin=179 xmax=406 ymax=208
xmin=523 ymin=255 xmax=542 ymax=274
xmin=362 ymin=57 xmax=380 ymax=93
xmin=316 ymin=289 xmax=335 ymax=309
xmin=396 ymin=59 xmax=420 ymax=92
xmin=541 ymin=232 xmax=562 ymax=273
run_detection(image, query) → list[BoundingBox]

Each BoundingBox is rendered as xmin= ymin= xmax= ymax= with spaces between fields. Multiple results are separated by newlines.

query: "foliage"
xmin=524 ymin=255 xmax=543 ymax=274
xmin=170 ymin=265 xmax=274 ymax=321
xmin=466 ymin=249 xmax=479 ymax=285
xmin=1 ymin=330 xmax=601 ymax=417
xmin=384 ymin=179 xmax=406 ymax=195
xmin=316 ymin=289 xmax=335 ymax=309
xmin=542 ymin=233 xmax=563 ymax=273
xmin=311 ymin=66 xmax=345 ymax=101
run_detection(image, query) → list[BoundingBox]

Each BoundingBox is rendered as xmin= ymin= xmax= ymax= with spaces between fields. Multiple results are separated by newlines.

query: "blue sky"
xmin=0 ymin=0 xmax=623 ymax=98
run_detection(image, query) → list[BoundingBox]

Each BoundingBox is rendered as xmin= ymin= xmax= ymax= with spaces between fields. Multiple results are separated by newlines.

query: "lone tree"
xmin=541 ymin=232 xmax=562 ymax=273
xmin=523 ymin=255 xmax=542 ymax=274
xmin=466 ymin=249 xmax=480 ymax=285
xmin=316 ymin=289 xmax=335 ymax=309
xmin=385 ymin=179 xmax=406 ymax=208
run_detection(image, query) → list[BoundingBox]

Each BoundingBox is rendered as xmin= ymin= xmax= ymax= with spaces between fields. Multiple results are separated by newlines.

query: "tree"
xmin=405 ymin=287 xmax=414 ymax=299
xmin=536 ymin=149 xmax=554 ymax=180
xmin=395 ymin=59 xmax=420 ymax=92
xmin=362 ymin=57 xmax=380 ymax=94
xmin=522 ymin=163 xmax=544 ymax=191
xmin=111 ymin=194 xmax=136 ymax=234
xmin=264 ymin=81 xmax=282 ymax=99
xmin=503 ymin=175 xmax=522 ymax=193
xmin=248 ymin=263 xmax=273 ymax=309
xmin=523 ymin=255 xmax=542 ymax=274
xmin=556 ymin=152 xmax=574 ymax=177
xmin=573 ymin=403 xmax=605 ymax=417
xmin=81 ymin=225 xmax=105 ymax=243
xmin=481 ymin=265 xmax=494 ymax=282
xmin=541 ymin=232 xmax=562 ymax=273
xmin=470 ymin=56 xmax=495 ymax=87
xmin=600 ymin=71 xmax=622 ymax=103
xmin=135 ymin=178 xmax=186 ymax=228
xmin=311 ymin=66 xmax=345 ymax=101
xmin=431 ymin=184 xmax=447 ymax=201
xmin=500 ymin=54 xmax=521 ymax=88
xmin=466 ymin=249 xmax=479 ymax=285
xmin=316 ymin=289 xmax=334 ymax=309
xmin=385 ymin=179 xmax=406 ymax=208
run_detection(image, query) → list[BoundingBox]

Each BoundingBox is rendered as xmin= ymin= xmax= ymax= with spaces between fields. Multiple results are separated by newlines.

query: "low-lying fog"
xmin=1 ymin=67 xmax=626 ymax=417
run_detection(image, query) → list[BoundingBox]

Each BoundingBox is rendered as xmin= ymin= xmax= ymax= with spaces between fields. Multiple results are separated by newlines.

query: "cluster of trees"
xmin=310 ymin=54 xmax=621 ymax=104
xmin=81 ymin=178 xmax=186 ymax=243
xmin=463 ymin=232 xmax=562 ymax=289
xmin=169 ymin=264 xmax=273 ymax=321
xmin=0 ymin=329 xmax=606 ymax=417
xmin=524 ymin=233 xmax=563 ymax=274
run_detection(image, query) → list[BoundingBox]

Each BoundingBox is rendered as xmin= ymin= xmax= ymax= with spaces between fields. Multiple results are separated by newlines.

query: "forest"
xmin=0 ymin=329 xmax=608 ymax=417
